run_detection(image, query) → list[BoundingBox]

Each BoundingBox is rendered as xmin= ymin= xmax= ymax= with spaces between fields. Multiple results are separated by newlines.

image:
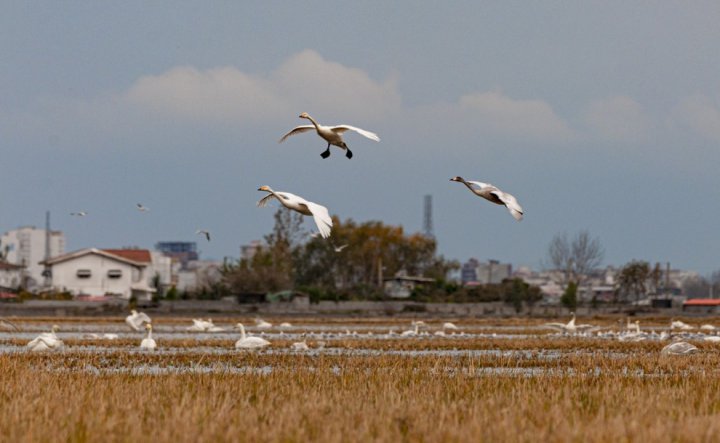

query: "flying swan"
xmin=544 ymin=313 xmax=597 ymax=335
xmin=279 ymin=112 xmax=380 ymax=159
xmin=257 ymin=186 xmax=333 ymax=238
xmin=450 ymin=176 xmax=524 ymax=221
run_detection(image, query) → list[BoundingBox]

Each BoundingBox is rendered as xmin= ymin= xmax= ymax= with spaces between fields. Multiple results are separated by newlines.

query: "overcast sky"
xmin=1 ymin=2 xmax=719 ymax=274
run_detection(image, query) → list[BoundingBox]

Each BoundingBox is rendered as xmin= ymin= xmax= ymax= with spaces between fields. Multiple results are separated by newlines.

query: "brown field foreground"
xmin=2 ymin=317 xmax=720 ymax=442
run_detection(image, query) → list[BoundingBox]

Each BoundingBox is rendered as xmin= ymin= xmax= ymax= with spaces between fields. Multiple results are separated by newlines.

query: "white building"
xmin=175 ymin=260 xmax=223 ymax=292
xmin=0 ymin=226 xmax=65 ymax=289
xmin=0 ymin=261 xmax=24 ymax=290
xmin=41 ymin=248 xmax=156 ymax=300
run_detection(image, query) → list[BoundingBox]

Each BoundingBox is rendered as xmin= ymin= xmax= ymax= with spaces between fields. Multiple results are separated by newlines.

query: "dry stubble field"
xmin=2 ymin=315 xmax=720 ymax=442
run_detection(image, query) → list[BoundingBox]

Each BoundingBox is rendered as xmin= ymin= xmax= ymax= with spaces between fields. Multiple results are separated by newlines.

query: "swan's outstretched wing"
xmin=490 ymin=189 xmax=524 ymax=221
xmin=136 ymin=312 xmax=152 ymax=324
xmin=331 ymin=125 xmax=380 ymax=142
xmin=305 ymin=202 xmax=333 ymax=239
xmin=544 ymin=323 xmax=567 ymax=332
xmin=279 ymin=125 xmax=315 ymax=143
xmin=257 ymin=193 xmax=278 ymax=208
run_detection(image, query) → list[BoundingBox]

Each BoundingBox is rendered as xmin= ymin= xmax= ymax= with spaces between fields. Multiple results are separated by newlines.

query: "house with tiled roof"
xmin=40 ymin=248 xmax=157 ymax=300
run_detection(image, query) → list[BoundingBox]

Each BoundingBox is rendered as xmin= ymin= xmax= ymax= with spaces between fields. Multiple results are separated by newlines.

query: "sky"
xmin=1 ymin=2 xmax=719 ymax=274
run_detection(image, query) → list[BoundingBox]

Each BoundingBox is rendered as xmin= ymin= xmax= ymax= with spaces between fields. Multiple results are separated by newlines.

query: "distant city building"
xmin=240 ymin=240 xmax=262 ymax=261
xmin=155 ymin=241 xmax=198 ymax=268
xmin=461 ymin=258 xmax=511 ymax=285
xmin=175 ymin=260 xmax=223 ymax=292
xmin=0 ymin=226 xmax=65 ymax=289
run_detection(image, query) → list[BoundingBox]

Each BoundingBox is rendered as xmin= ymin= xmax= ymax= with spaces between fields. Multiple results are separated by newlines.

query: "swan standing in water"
xmin=257 ymin=186 xmax=333 ymax=238
xmin=450 ymin=176 xmax=524 ymax=221
xmin=125 ymin=310 xmax=151 ymax=331
xmin=279 ymin=112 xmax=380 ymax=159
xmin=140 ymin=324 xmax=157 ymax=350
xmin=234 ymin=323 xmax=271 ymax=349
xmin=27 ymin=325 xmax=63 ymax=351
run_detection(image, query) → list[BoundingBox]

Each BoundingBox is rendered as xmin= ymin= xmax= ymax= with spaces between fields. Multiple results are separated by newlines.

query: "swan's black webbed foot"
xmin=320 ymin=149 xmax=331 ymax=159
xmin=345 ymin=149 xmax=353 ymax=159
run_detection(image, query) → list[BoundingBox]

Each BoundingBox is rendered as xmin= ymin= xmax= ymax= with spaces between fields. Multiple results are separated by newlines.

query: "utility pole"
xmin=42 ymin=211 xmax=52 ymax=287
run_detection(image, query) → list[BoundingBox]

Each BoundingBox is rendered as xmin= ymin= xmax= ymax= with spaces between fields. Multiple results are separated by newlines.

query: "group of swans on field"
xmin=264 ymin=112 xmax=525 ymax=241
xmin=389 ymin=320 xmax=461 ymax=337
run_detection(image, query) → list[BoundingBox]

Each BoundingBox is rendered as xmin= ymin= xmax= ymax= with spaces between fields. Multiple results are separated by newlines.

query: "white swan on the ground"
xmin=700 ymin=324 xmax=716 ymax=331
xmin=661 ymin=341 xmax=698 ymax=355
xmin=125 ymin=310 xmax=151 ymax=331
xmin=257 ymin=186 xmax=333 ymax=239
xmin=254 ymin=318 xmax=272 ymax=330
xmin=279 ymin=322 xmax=293 ymax=328
xmin=704 ymin=336 xmax=720 ymax=342
xmin=671 ymin=320 xmax=693 ymax=330
xmin=401 ymin=324 xmax=419 ymax=336
xmin=279 ymin=112 xmax=380 ymax=159
xmin=235 ymin=323 xmax=271 ymax=349
xmin=27 ymin=325 xmax=63 ymax=351
xmin=187 ymin=318 xmax=212 ymax=332
xmin=450 ymin=176 xmax=524 ymax=221
xmin=443 ymin=322 xmax=459 ymax=330
xmin=291 ymin=340 xmax=309 ymax=351
xmin=544 ymin=313 xmax=597 ymax=335
xmin=140 ymin=324 xmax=157 ymax=350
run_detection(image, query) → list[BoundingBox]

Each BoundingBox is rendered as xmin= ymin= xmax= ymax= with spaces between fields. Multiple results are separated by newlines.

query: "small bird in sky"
xmin=70 ymin=211 xmax=88 ymax=217
xmin=196 ymin=229 xmax=211 ymax=241
xmin=136 ymin=203 xmax=150 ymax=212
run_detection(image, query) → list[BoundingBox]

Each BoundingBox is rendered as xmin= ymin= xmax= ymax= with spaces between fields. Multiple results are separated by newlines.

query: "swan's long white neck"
xmin=146 ymin=328 xmax=153 ymax=340
xmin=303 ymin=114 xmax=321 ymax=130
xmin=239 ymin=324 xmax=246 ymax=340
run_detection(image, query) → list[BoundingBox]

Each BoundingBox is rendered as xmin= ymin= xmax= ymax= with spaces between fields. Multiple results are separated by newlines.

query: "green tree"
xmin=560 ymin=281 xmax=578 ymax=311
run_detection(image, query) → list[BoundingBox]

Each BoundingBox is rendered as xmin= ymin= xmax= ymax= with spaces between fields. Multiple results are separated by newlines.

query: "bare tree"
xmin=546 ymin=230 xmax=604 ymax=285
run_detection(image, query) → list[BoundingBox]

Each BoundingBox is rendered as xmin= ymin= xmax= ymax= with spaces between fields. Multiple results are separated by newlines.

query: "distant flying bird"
xmin=279 ymin=112 xmax=380 ymax=159
xmin=450 ymin=176 xmax=524 ymax=221
xmin=70 ymin=211 xmax=87 ymax=217
xmin=333 ymin=244 xmax=349 ymax=252
xmin=136 ymin=203 xmax=150 ymax=212
xmin=257 ymin=186 xmax=333 ymax=238
xmin=544 ymin=313 xmax=598 ymax=335
xmin=196 ymin=229 xmax=211 ymax=241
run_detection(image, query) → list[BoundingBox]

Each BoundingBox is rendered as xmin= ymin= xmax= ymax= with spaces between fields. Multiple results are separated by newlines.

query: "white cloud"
xmin=672 ymin=95 xmax=720 ymax=142
xmin=456 ymin=91 xmax=574 ymax=141
xmin=584 ymin=96 xmax=651 ymax=142
xmin=123 ymin=49 xmax=401 ymax=125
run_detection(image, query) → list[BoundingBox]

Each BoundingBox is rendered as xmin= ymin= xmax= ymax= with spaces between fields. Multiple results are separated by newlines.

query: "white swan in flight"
xmin=235 ymin=323 xmax=271 ymax=349
xmin=279 ymin=112 xmax=380 ymax=159
xmin=544 ymin=313 xmax=597 ymax=335
xmin=125 ymin=310 xmax=152 ymax=331
xmin=140 ymin=324 xmax=157 ymax=350
xmin=450 ymin=176 xmax=524 ymax=221
xmin=257 ymin=186 xmax=333 ymax=238
xmin=70 ymin=211 xmax=88 ymax=217
xmin=27 ymin=325 xmax=63 ymax=351
xmin=661 ymin=341 xmax=698 ymax=355
xmin=136 ymin=203 xmax=150 ymax=212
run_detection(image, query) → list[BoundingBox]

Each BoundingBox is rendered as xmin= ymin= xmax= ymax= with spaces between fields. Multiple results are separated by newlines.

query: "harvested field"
xmin=2 ymin=316 xmax=720 ymax=442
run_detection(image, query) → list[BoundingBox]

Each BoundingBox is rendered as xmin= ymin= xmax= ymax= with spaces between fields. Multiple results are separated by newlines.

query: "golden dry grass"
xmin=2 ymin=316 xmax=720 ymax=442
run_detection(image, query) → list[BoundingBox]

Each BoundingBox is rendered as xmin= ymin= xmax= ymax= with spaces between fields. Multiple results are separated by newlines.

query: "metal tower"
xmin=43 ymin=211 xmax=52 ymax=287
xmin=423 ymin=195 xmax=434 ymax=238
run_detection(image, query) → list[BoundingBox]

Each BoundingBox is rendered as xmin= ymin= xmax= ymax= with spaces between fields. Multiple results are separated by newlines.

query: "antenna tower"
xmin=423 ymin=195 xmax=434 ymax=238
